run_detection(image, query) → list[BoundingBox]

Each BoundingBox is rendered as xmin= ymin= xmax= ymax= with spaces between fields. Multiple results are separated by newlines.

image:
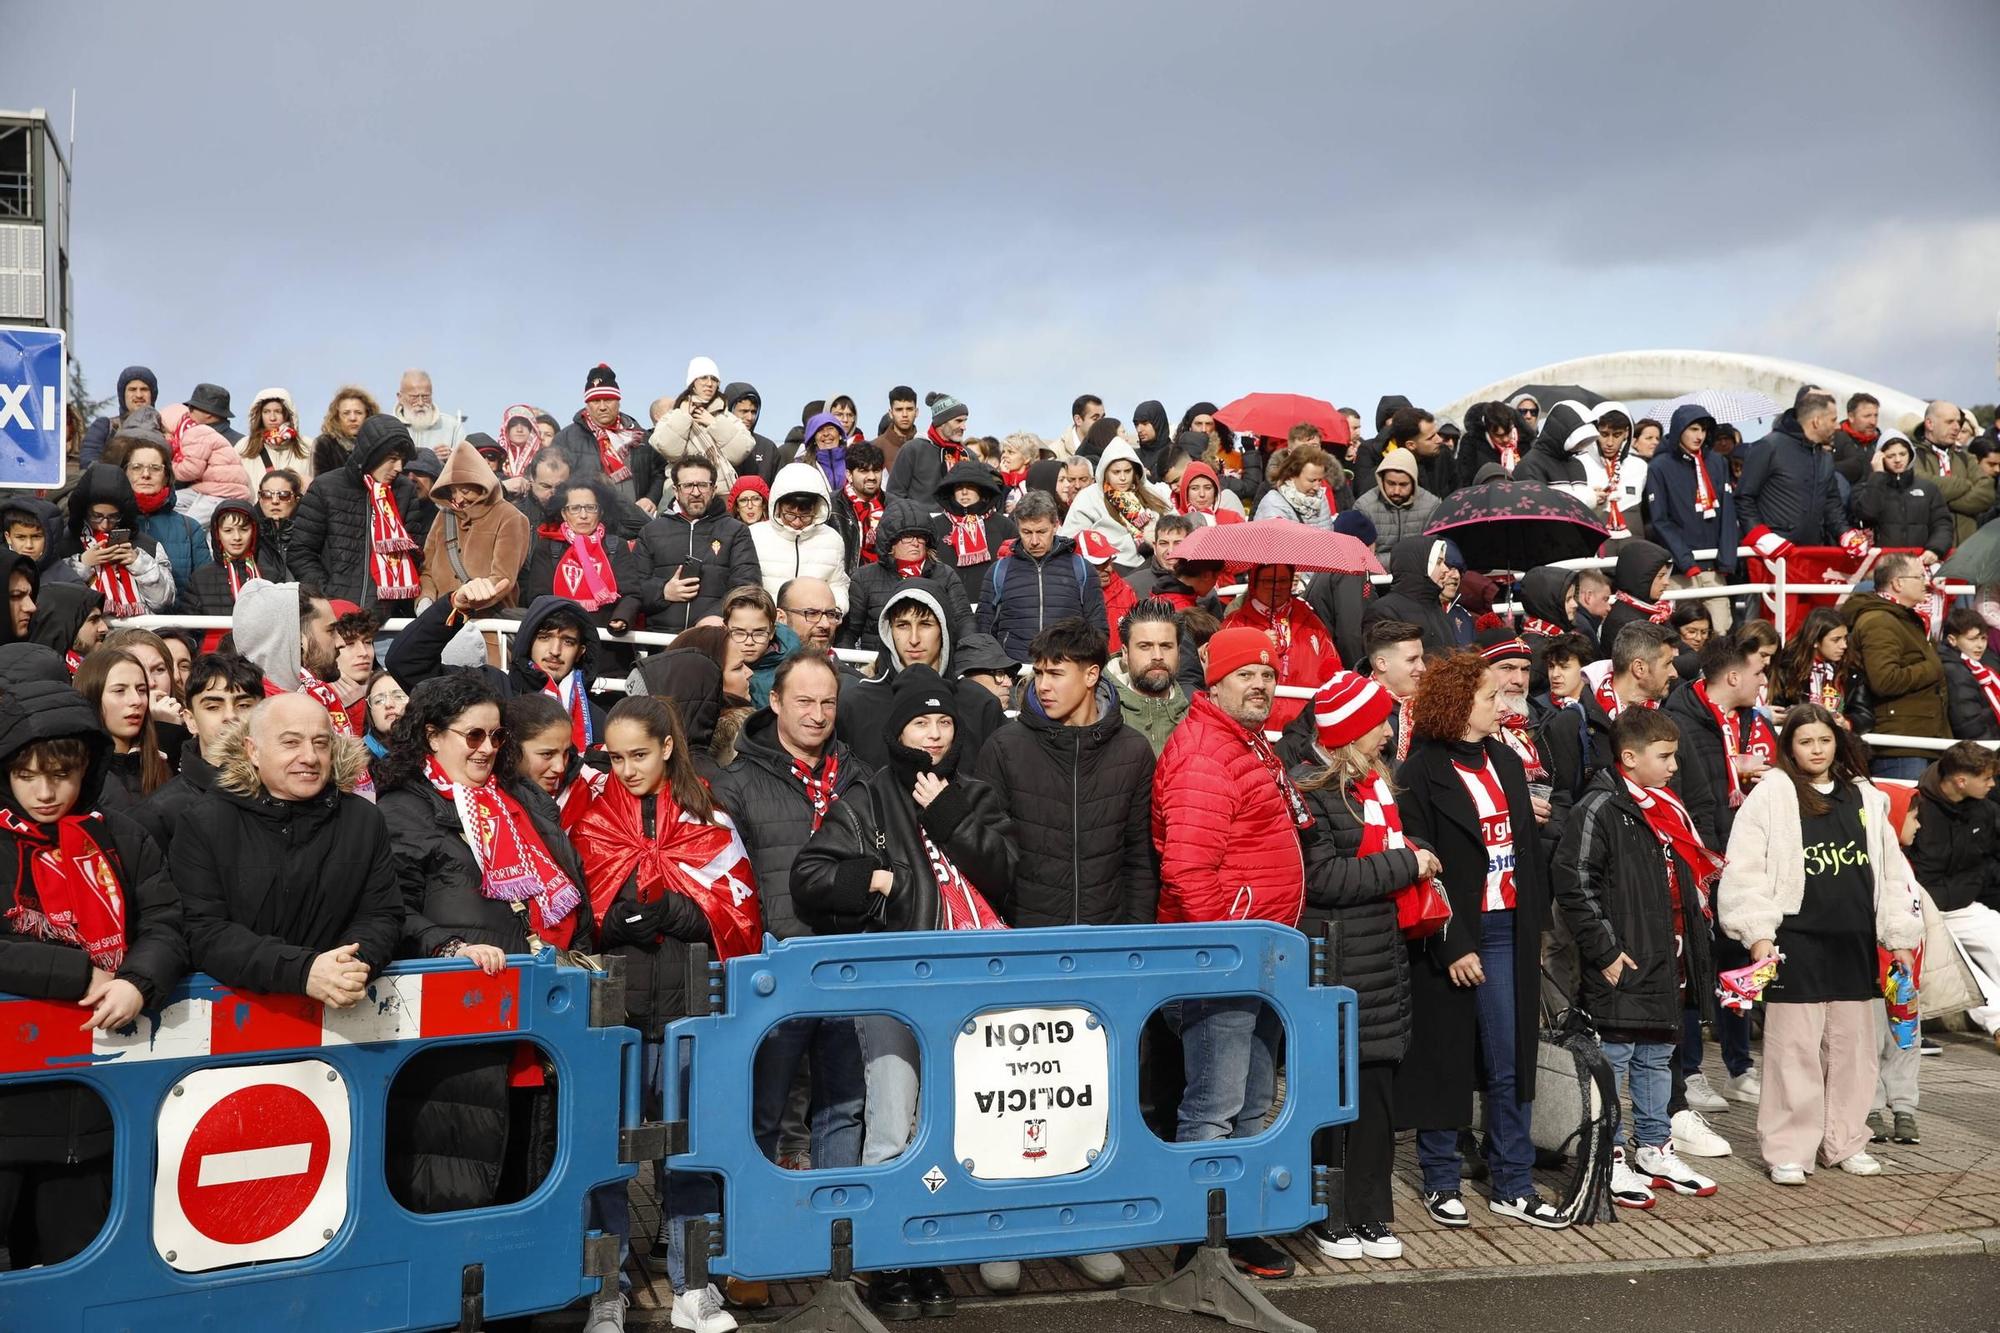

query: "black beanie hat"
xmin=584 ymin=363 xmax=621 ymax=401
xmin=885 ymin=664 xmax=959 ymax=738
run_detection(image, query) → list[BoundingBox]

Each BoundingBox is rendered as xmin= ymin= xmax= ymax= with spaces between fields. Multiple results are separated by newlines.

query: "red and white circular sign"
xmin=154 ymin=1058 xmax=350 ymax=1273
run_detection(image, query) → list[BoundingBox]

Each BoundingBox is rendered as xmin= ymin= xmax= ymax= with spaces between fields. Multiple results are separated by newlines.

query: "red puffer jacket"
xmin=1152 ymin=691 xmax=1305 ymax=926
xmin=1222 ymin=598 xmax=1341 ymax=732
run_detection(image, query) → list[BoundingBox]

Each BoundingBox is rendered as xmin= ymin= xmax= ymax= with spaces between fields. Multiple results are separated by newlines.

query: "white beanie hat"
xmin=685 ymin=355 xmax=721 ymax=388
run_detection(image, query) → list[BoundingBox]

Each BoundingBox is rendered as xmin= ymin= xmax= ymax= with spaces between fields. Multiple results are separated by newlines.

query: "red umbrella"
xmin=1173 ymin=519 xmax=1384 ymax=575
xmin=1214 ymin=393 xmax=1352 ymax=446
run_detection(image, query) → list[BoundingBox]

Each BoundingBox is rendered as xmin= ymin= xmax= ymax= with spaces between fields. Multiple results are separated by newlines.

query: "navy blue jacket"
xmin=1737 ymin=417 xmax=1847 ymax=547
xmin=1643 ymin=407 xmax=1740 ymax=575
xmin=976 ymin=535 xmax=1108 ymax=663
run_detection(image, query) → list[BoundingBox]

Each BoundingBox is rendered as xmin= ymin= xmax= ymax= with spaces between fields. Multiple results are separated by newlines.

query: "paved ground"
xmin=543 ymin=1029 xmax=2000 ymax=1328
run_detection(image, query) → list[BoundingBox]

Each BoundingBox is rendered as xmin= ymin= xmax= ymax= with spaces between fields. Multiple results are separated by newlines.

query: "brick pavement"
xmin=595 ymin=1030 xmax=2000 ymax=1325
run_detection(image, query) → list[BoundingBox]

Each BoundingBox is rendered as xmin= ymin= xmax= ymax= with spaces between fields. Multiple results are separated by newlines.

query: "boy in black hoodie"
xmin=186 ymin=499 xmax=290 ymax=615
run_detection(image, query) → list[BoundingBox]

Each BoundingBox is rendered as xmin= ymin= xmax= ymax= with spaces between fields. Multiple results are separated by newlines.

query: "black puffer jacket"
xmin=132 ymin=736 xmax=219 ymax=852
xmin=1362 ymin=535 xmax=1454 ymax=651
xmin=185 ymin=498 xmax=290 ymax=615
xmin=1908 ymin=767 xmax=2000 ymax=912
xmin=1660 ymin=680 xmax=1748 ymax=849
xmin=971 ymin=680 xmax=1157 ymax=927
xmin=1295 ymin=766 xmax=1418 ymax=1065
xmin=585 ymin=791 xmax=724 ymax=1039
xmin=931 ymin=459 xmax=1017 ymax=585
xmin=793 ymin=738 xmax=1017 ymax=936
xmin=0 ymin=683 xmax=186 ymax=1168
xmin=1943 ymin=652 xmax=2000 ymax=741
xmin=380 ymin=775 xmax=591 ymax=1212
xmin=839 ymin=500 xmax=977 ymax=655
xmin=387 ymin=594 xmax=611 ymax=742
xmin=1552 ymin=770 xmax=1716 ymax=1030
xmin=627 ymin=496 xmax=761 ymax=633
xmin=289 ymin=414 xmax=421 ymax=607
xmin=170 ymin=733 xmax=403 ymax=995
xmin=975 ymin=532 xmax=1107 ymax=663
xmin=26 ymin=582 xmax=102 ymax=660
xmin=711 ymin=710 xmax=869 ymax=940
xmin=1849 ymin=468 xmax=1952 ymax=558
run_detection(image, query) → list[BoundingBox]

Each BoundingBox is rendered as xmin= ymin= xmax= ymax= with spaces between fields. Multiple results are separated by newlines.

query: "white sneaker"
xmin=1609 ymin=1148 xmax=1656 ymax=1210
xmin=1683 ymin=1072 xmax=1730 ymax=1113
xmin=1064 ymin=1252 xmax=1125 ymax=1286
xmin=978 ymin=1261 xmax=1022 ymax=1294
xmin=1634 ymin=1143 xmax=1718 ymax=1197
xmin=1670 ymin=1108 xmax=1732 ymax=1158
xmin=1834 ymin=1151 xmax=1883 ymax=1176
xmin=671 ymin=1284 xmax=738 ymax=1333
xmin=585 ymin=1290 xmax=628 ymax=1333
xmin=1724 ymin=1069 xmax=1761 ymax=1104
xmin=1770 ymin=1162 xmax=1808 ymax=1186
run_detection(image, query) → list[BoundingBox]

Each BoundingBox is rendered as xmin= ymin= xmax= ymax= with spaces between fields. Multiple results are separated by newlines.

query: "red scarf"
xmin=132 ymin=486 xmax=174 ymax=516
xmin=1620 ymin=774 xmax=1723 ymax=914
xmin=221 ymin=553 xmax=263 ymax=601
xmin=846 ymin=485 xmax=883 ymax=562
xmin=925 ymin=425 xmax=964 ymax=469
xmin=1966 ymin=653 xmax=2000 ymax=728
xmin=502 ymin=405 xmax=542 ymax=477
xmin=86 ymin=531 xmax=144 ymax=616
xmin=1498 ymin=711 xmax=1546 ymax=779
xmin=365 ymin=475 xmax=419 ymax=600
xmin=1594 ymin=675 xmax=1656 ymax=720
xmin=792 ymin=753 xmax=840 ymax=831
xmin=947 ymin=513 xmax=992 ymax=566
xmin=258 ymin=422 xmax=301 ymax=454
xmin=588 ymin=416 xmax=638 ymax=484
xmin=265 ymin=670 xmax=359 ymax=740
xmin=920 ymin=828 xmax=1007 ymax=931
xmin=556 ymin=765 xmax=608 ymax=837
xmin=571 ymin=781 xmax=761 ymax=959
xmin=1614 ymin=589 xmax=1672 ymax=624
xmin=545 ymin=670 xmax=593 ymax=752
xmin=1394 ymin=697 xmax=1414 ymax=764
xmin=1522 ymin=616 xmax=1564 ymax=640
xmin=64 ymin=650 xmax=81 ymax=677
xmin=1687 ymin=449 xmax=1718 ymax=519
xmin=545 ymin=521 xmax=617 ymax=610
xmin=1353 ymin=769 xmax=1407 ymax=859
xmin=1692 ymin=678 xmax=1749 ymax=807
xmin=426 ymin=756 xmax=580 ymax=949
xmin=1 ymin=810 xmax=126 ymax=971
xmin=1930 ymin=442 xmax=1953 ymax=476
xmin=894 ymin=557 xmax=927 ymax=579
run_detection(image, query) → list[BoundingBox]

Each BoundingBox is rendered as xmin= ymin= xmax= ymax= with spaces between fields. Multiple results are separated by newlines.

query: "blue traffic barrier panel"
xmin=0 ymin=953 xmax=643 ymax=1332
xmin=662 ymin=921 xmax=1356 ymax=1287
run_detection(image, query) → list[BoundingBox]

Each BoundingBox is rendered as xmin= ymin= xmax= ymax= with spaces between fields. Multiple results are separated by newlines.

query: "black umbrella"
xmin=1941 ymin=520 xmax=2000 ymax=586
xmin=1424 ymin=481 xmax=1609 ymax=573
xmin=1507 ymin=382 xmax=1607 ymax=412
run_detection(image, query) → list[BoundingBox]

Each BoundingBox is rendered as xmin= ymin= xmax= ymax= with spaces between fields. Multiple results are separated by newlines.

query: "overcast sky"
xmin=6 ymin=0 xmax=1998 ymax=438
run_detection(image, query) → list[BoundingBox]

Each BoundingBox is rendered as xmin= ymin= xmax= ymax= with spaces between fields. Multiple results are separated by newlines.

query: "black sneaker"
xmin=1422 ymin=1190 xmax=1472 ymax=1228
xmin=867 ymin=1270 xmax=921 ymax=1322
xmin=1919 ymin=1037 xmax=1943 ymax=1056
xmin=1228 ymin=1236 xmax=1294 ymax=1279
xmin=1304 ymin=1220 xmax=1362 ymax=1260
xmin=909 ymin=1267 xmax=955 ymax=1318
xmin=1489 ymin=1192 xmax=1570 ymax=1229
xmin=1353 ymin=1222 xmax=1403 ymax=1260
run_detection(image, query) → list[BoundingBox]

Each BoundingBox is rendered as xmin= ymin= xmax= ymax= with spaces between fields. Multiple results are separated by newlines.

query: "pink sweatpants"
xmin=1758 ymin=999 xmax=1880 ymax=1170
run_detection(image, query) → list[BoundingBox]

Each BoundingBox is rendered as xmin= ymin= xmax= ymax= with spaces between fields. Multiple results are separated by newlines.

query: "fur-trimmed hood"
xmin=215 ymin=717 xmax=372 ymax=797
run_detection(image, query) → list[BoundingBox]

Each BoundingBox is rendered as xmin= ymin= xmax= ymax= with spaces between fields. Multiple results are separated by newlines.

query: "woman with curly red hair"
xmin=1393 ymin=651 xmax=1561 ymax=1229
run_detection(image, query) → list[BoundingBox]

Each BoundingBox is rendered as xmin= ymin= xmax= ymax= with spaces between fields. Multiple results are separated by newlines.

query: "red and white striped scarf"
xmin=792 ymin=753 xmax=840 ymax=831
xmin=554 ymin=522 xmax=617 ymax=610
xmin=921 ymin=828 xmax=1006 ymax=930
xmin=1450 ymin=756 xmax=1518 ymax=910
xmin=1614 ymin=589 xmax=1672 ymax=624
xmin=544 ymin=670 xmax=593 ymax=752
xmin=1689 ymin=450 xmax=1718 ymax=518
xmin=1353 ymin=769 xmax=1407 ymax=858
xmin=1522 ymin=616 xmax=1565 ymax=640
xmin=1965 ymin=652 xmax=2000 ymax=729
xmin=427 ymin=755 xmax=580 ymax=948
xmin=1693 ymin=678 xmax=1749 ymax=807
xmin=501 ymin=404 xmax=542 ymax=477
xmin=1594 ymin=674 xmax=1656 ymax=721
xmin=1604 ymin=468 xmax=1629 ymax=538
xmin=846 ymin=485 xmax=883 ymax=562
xmin=588 ymin=416 xmax=639 ymax=484
xmin=221 ymin=556 xmax=263 ymax=602
xmin=946 ymin=513 xmax=992 ymax=566
xmin=86 ymin=531 xmax=144 ymax=616
xmin=1620 ymin=774 xmax=1723 ymax=912
xmin=366 ymin=476 xmax=419 ymax=599
xmin=1498 ymin=710 xmax=1546 ymax=779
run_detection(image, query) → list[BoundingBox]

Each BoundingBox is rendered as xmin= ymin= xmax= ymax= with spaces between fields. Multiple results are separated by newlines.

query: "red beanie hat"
xmin=1312 ymin=671 xmax=1394 ymax=751
xmin=1205 ymin=626 xmax=1277 ymax=686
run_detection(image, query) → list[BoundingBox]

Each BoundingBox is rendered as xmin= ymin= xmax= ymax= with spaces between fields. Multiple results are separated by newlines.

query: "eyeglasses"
xmin=727 ymin=626 xmax=774 ymax=644
xmin=445 ymin=725 xmax=508 ymax=751
xmin=562 ymin=503 xmax=600 ymax=515
xmin=677 ymin=480 xmax=714 ymax=491
xmin=785 ymin=606 xmax=839 ymax=622
xmin=260 ymin=489 xmax=296 ymax=501
xmin=127 ymin=463 xmax=166 ymax=477
xmin=88 ymin=510 xmax=121 ymax=526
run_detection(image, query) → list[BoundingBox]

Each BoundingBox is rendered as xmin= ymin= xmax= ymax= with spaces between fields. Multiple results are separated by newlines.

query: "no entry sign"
xmin=153 ymin=1058 xmax=351 ymax=1272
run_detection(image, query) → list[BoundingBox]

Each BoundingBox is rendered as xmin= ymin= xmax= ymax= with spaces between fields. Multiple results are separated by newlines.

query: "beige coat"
xmin=420 ymin=442 xmax=532 ymax=607
xmin=649 ymin=398 xmax=753 ymax=490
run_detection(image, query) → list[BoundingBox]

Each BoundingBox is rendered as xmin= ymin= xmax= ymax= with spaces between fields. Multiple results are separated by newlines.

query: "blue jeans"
xmin=856 ymin=1014 xmax=922 ymax=1166
xmin=1417 ymin=910 xmax=1536 ymax=1198
xmin=1871 ymin=755 xmax=1928 ymax=781
xmin=645 ymin=1038 xmax=719 ymax=1293
xmin=1602 ymin=1039 xmax=1674 ymax=1147
xmin=753 ymin=1017 xmax=864 ymax=1170
xmin=1171 ymin=997 xmax=1282 ymax=1143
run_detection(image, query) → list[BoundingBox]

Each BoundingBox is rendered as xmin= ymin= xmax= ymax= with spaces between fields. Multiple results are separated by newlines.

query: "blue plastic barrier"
xmin=664 ymin=922 xmax=1356 ymax=1283
xmin=0 ymin=954 xmax=641 ymax=1332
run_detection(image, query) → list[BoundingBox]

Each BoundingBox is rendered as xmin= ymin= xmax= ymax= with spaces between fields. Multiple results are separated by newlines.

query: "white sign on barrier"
xmin=952 ymin=1005 xmax=1108 ymax=1180
xmin=153 ymin=1058 xmax=351 ymax=1272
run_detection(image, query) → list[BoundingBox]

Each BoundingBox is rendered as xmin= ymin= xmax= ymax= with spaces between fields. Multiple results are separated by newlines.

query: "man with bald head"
xmin=394 ymin=367 xmax=466 ymax=457
xmin=172 ymin=691 xmax=402 ymax=1005
xmin=778 ymin=576 xmax=843 ymax=656
xmin=1911 ymin=399 xmax=1995 ymax=544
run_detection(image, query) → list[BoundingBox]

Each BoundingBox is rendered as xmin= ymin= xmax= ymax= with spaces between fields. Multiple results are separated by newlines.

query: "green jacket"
xmin=1843 ymin=594 xmax=1948 ymax=755
xmin=1108 ymin=662 xmax=1190 ymax=755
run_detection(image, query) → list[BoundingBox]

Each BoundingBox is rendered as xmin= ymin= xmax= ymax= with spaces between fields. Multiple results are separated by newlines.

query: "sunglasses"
xmin=261 ymin=489 xmax=296 ymax=501
xmin=445 ymin=725 xmax=508 ymax=751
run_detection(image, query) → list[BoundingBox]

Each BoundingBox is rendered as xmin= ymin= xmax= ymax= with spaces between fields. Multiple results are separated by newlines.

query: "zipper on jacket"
xmin=1071 ymin=731 xmax=1082 ymax=924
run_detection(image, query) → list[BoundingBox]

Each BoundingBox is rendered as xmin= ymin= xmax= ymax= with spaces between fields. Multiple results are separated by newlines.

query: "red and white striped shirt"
xmin=1451 ymin=758 xmax=1518 ymax=911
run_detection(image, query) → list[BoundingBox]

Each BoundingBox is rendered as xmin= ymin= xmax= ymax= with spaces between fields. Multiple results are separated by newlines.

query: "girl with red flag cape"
xmin=569 ymin=694 xmax=756 ymax=1316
